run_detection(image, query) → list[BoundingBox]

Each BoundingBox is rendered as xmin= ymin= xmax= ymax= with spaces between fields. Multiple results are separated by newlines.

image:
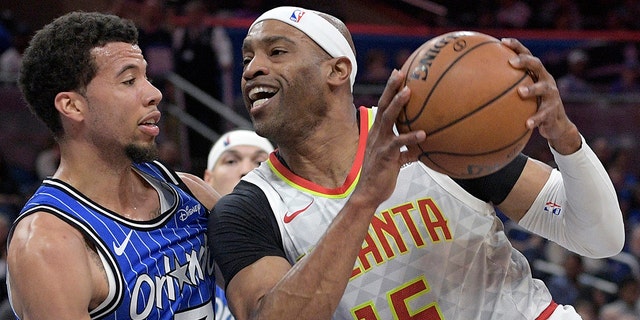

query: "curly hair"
xmin=19 ymin=11 xmax=138 ymax=138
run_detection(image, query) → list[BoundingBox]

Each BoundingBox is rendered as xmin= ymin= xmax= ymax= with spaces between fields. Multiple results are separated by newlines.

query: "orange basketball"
xmin=396 ymin=31 xmax=538 ymax=179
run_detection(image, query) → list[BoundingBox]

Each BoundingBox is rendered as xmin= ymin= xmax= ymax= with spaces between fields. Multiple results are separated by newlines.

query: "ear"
xmin=54 ymin=91 xmax=86 ymax=123
xmin=326 ymin=56 xmax=352 ymax=88
xmin=203 ymin=169 xmax=214 ymax=185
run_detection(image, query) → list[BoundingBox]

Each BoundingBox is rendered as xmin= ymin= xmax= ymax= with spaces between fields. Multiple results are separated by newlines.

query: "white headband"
xmin=250 ymin=6 xmax=358 ymax=91
xmin=207 ymin=130 xmax=274 ymax=170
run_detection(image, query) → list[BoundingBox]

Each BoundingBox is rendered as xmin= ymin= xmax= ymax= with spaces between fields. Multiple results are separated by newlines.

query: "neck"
xmin=53 ymin=144 xmax=158 ymax=220
xmin=278 ymin=108 xmax=361 ymax=189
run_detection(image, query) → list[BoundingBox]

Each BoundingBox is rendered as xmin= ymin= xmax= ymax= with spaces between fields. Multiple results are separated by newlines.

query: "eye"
xmin=223 ymin=158 xmax=239 ymax=165
xmin=242 ymin=54 xmax=254 ymax=66
xmin=270 ymin=48 xmax=287 ymax=56
xmin=254 ymin=154 xmax=268 ymax=166
xmin=123 ymin=78 xmax=135 ymax=85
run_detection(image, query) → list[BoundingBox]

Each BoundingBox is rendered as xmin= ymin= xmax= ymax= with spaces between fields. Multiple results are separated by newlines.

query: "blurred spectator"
xmin=0 ymin=22 xmax=31 ymax=85
xmin=628 ymin=185 xmax=640 ymax=229
xmin=536 ymin=0 xmax=583 ymax=30
xmin=592 ymin=136 xmax=616 ymax=168
xmin=495 ymin=0 xmax=531 ymax=28
xmin=607 ymin=0 xmax=640 ymax=30
xmin=0 ymin=210 xmax=11 ymax=319
xmin=137 ymin=0 xmax=174 ymax=96
xmin=393 ymin=48 xmax=413 ymax=70
xmin=107 ymin=0 xmax=143 ymax=25
xmin=221 ymin=0 xmax=269 ymax=20
xmin=573 ymin=298 xmax=598 ymax=320
xmin=557 ymin=49 xmax=594 ymax=97
xmin=0 ymin=151 xmax=22 ymax=219
xmin=0 ymin=10 xmax=14 ymax=55
xmin=610 ymin=64 xmax=640 ymax=94
xmin=158 ymin=140 xmax=185 ymax=171
xmin=624 ymin=224 xmax=640 ymax=259
xmin=599 ymin=276 xmax=640 ymax=318
xmin=173 ymin=0 xmax=234 ymax=173
xmin=546 ymin=253 xmax=587 ymax=305
xmin=34 ymin=138 xmax=59 ymax=180
xmin=360 ymin=49 xmax=391 ymax=85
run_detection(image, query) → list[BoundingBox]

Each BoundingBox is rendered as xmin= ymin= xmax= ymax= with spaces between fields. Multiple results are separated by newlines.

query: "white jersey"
xmin=241 ymin=107 xmax=553 ymax=319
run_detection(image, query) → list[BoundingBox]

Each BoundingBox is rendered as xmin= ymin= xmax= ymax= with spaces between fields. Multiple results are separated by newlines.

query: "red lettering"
xmin=356 ymin=232 xmax=383 ymax=271
xmin=417 ymin=199 xmax=452 ymax=242
xmin=371 ymin=210 xmax=408 ymax=258
xmin=391 ymin=203 xmax=425 ymax=247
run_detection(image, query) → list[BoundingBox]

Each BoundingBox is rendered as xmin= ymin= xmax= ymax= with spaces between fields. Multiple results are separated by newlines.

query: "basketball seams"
xmin=426 ymin=72 xmax=531 ymax=136
xmin=420 ymin=129 xmax=531 ymax=177
xmin=406 ymin=40 xmax=500 ymax=127
xmin=397 ymin=31 xmax=537 ymax=179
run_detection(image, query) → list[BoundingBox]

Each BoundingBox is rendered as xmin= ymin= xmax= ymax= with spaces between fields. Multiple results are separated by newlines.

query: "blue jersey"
xmin=215 ymin=284 xmax=235 ymax=320
xmin=9 ymin=161 xmax=215 ymax=319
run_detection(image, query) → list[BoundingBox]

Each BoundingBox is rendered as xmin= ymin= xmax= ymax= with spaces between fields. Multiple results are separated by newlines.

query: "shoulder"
xmin=213 ymin=180 xmax=271 ymax=218
xmin=216 ymin=179 xmax=271 ymax=207
xmin=177 ymin=171 xmax=220 ymax=211
xmin=8 ymin=211 xmax=102 ymax=318
xmin=9 ymin=211 xmax=86 ymax=263
xmin=211 ymin=180 xmax=278 ymax=239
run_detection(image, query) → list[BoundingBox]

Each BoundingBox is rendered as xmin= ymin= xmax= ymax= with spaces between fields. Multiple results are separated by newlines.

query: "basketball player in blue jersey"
xmin=210 ymin=6 xmax=625 ymax=320
xmin=6 ymin=12 xmax=219 ymax=319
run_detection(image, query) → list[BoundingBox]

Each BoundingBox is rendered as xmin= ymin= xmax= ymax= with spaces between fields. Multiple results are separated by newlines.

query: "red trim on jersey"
xmin=267 ymin=107 xmax=371 ymax=196
xmin=535 ymin=301 xmax=558 ymax=320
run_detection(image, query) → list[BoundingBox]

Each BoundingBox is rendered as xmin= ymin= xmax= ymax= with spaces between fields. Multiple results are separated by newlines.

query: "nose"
xmin=145 ymin=80 xmax=163 ymax=107
xmin=242 ymin=53 xmax=269 ymax=81
xmin=240 ymin=159 xmax=257 ymax=176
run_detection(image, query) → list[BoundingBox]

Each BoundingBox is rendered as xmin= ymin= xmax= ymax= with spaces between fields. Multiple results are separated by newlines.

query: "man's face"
xmin=204 ymin=145 xmax=269 ymax=195
xmin=240 ymin=20 xmax=332 ymax=143
xmin=82 ymin=42 xmax=163 ymax=163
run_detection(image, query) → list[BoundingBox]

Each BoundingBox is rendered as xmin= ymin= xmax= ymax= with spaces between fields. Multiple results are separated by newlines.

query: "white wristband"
xmin=518 ymin=136 xmax=624 ymax=258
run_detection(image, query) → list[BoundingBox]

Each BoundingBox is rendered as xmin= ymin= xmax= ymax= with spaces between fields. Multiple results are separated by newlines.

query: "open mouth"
xmin=248 ymin=86 xmax=278 ymax=108
xmin=139 ymin=120 xmax=158 ymax=126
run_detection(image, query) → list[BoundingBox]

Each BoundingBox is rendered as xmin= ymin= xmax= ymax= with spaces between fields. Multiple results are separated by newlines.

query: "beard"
xmin=125 ymin=143 xmax=159 ymax=163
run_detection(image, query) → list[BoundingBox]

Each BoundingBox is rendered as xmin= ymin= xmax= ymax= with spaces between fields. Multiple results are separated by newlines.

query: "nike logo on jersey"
xmin=113 ymin=230 xmax=134 ymax=256
xmin=283 ymin=199 xmax=314 ymax=223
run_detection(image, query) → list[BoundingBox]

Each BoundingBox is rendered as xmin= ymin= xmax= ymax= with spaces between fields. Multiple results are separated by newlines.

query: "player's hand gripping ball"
xmin=396 ymin=31 xmax=538 ymax=179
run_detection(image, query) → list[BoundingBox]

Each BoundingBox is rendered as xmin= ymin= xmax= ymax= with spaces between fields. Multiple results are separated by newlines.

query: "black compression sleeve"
xmin=453 ymin=153 xmax=528 ymax=205
xmin=209 ymin=180 xmax=285 ymax=287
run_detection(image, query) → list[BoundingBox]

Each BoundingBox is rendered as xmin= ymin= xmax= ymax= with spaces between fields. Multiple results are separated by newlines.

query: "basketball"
xmin=396 ymin=31 xmax=538 ymax=179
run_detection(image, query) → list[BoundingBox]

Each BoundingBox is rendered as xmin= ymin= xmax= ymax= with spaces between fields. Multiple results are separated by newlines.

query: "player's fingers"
xmin=377 ymin=69 xmax=404 ymax=112
xmin=399 ymin=133 xmax=427 ymax=163
xmin=501 ymin=38 xmax=532 ymax=56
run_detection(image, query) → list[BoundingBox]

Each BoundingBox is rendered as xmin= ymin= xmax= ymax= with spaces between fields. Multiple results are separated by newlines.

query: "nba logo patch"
xmin=289 ymin=9 xmax=305 ymax=23
xmin=544 ymin=201 xmax=562 ymax=215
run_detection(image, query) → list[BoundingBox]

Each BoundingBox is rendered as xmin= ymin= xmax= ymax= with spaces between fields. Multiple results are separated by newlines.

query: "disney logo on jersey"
xmin=178 ymin=203 xmax=202 ymax=221
xmin=130 ymin=236 xmax=215 ymax=319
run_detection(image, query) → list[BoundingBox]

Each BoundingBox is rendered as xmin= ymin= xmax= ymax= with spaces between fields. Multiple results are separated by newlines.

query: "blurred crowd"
xmin=0 ymin=0 xmax=640 ymax=319
xmin=441 ymin=0 xmax=640 ymax=31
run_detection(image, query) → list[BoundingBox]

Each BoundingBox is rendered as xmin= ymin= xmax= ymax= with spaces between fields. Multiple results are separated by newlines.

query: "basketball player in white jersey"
xmin=210 ymin=6 xmax=624 ymax=320
xmin=7 ymin=12 xmax=219 ymax=319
